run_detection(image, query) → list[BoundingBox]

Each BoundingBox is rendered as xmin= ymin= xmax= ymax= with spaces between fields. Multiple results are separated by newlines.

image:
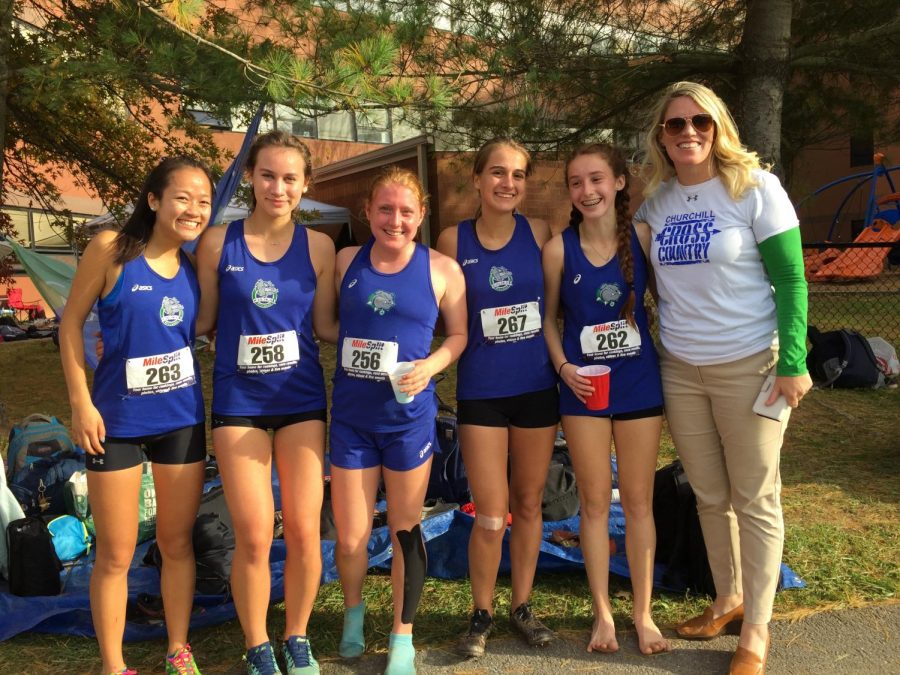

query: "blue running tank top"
xmin=92 ymin=251 xmax=204 ymax=437
xmin=212 ymin=220 xmax=326 ymax=416
xmin=456 ymin=214 xmax=556 ymax=399
xmin=559 ymin=226 xmax=663 ymax=416
xmin=331 ymin=240 xmax=439 ymax=432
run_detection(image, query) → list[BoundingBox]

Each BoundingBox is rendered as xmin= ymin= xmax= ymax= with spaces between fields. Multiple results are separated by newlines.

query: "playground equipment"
xmin=801 ymin=153 xmax=900 ymax=281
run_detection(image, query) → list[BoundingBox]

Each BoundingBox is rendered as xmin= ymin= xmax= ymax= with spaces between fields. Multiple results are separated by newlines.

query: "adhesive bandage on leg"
xmin=395 ymin=524 xmax=427 ymax=625
xmin=475 ymin=513 xmax=506 ymax=531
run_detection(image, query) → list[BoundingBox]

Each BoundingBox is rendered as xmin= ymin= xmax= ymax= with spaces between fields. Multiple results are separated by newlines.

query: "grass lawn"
xmin=0 ymin=338 xmax=897 ymax=673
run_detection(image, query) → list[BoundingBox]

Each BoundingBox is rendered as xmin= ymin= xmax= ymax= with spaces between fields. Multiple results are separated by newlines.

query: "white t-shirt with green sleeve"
xmin=634 ymin=170 xmax=799 ymax=366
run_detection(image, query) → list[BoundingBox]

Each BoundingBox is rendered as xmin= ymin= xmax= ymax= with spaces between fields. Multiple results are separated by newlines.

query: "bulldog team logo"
xmin=159 ymin=296 xmax=185 ymax=327
xmin=596 ymin=283 xmax=622 ymax=307
xmin=251 ymin=279 xmax=279 ymax=308
xmin=367 ymin=290 xmax=395 ymax=315
xmin=489 ymin=265 xmax=513 ymax=292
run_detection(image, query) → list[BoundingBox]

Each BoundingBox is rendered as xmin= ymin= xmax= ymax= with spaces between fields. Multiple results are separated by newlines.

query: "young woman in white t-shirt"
xmin=634 ymin=82 xmax=811 ymax=675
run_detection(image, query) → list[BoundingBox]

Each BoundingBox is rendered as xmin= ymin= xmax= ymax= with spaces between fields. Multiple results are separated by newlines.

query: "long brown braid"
xmin=565 ymin=143 xmax=636 ymax=327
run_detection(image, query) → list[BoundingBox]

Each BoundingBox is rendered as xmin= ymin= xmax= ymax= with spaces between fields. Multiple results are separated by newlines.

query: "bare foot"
xmin=635 ymin=617 xmax=671 ymax=655
xmin=587 ymin=614 xmax=619 ymax=654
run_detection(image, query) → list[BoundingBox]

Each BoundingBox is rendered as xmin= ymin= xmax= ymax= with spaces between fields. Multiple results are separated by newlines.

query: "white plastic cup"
xmin=388 ymin=361 xmax=416 ymax=404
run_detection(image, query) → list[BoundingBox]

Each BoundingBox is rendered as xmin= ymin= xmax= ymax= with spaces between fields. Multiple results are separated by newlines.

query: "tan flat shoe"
xmin=729 ymin=635 xmax=770 ymax=675
xmin=675 ymin=603 xmax=744 ymax=640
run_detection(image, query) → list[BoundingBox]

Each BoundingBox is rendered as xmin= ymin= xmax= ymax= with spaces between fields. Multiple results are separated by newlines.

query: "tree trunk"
xmin=737 ymin=0 xmax=793 ymax=176
xmin=0 ymin=0 xmax=13 ymax=193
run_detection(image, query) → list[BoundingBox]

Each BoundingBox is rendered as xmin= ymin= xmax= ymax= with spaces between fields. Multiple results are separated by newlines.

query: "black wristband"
xmin=557 ymin=361 xmax=570 ymax=377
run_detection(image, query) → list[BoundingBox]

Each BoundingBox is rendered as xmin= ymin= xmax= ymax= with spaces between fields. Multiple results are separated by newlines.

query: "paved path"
xmin=313 ymin=603 xmax=899 ymax=674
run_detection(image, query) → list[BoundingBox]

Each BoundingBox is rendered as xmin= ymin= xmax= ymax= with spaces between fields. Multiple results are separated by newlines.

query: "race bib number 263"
xmin=125 ymin=346 xmax=195 ymax=396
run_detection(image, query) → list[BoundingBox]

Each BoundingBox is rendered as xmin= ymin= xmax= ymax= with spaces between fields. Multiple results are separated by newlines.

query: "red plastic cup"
xmin=577 ymin=365 xmax=611 ymax=410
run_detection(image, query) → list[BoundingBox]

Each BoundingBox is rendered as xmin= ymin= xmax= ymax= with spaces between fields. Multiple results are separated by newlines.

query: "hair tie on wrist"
xmin=558 ymin=361 xmax=571 ymax=377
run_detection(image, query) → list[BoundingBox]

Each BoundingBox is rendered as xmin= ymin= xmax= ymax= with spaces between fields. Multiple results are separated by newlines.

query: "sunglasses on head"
xmin=659 ymin=113 xmax=715 ymax=136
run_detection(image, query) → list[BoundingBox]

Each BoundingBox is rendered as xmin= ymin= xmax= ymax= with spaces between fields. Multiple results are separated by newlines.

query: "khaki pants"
xmin=660 ymin=346 xmax=787 ymax=624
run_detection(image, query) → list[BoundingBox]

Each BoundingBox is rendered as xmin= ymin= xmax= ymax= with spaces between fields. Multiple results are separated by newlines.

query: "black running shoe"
xmin=456 ymin=609 xmax=494 ymax=658
xmin=510 ymin=602 xmax=554 ymax=647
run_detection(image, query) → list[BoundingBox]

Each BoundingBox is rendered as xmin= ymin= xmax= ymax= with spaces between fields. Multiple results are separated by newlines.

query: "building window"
xmin=274 ymin=104 xmax=399 ymax=144
xmin=185 ymin=108 xmax=233 ymax=131
xmin=318 ymin=110 xmax=356 ymax=142
xmin=356 ymin=109 xmax=391 ymax=144
xmin=274 ymin=105 xmax=317 ymax=138
xmin=850 ymin=130 xmax=874 ymax=168
xmin=1 ymin=207 xmax=84 ymax=251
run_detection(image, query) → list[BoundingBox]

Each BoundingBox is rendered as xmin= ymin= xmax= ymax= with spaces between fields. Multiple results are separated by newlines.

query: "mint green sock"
xmin=338 ymin=601 xmax=366 ymax=658
xmin=385 ymin=633 xmax=416 ymax=675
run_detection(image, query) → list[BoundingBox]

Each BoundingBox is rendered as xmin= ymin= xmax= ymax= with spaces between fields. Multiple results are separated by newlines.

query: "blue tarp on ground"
xmin=0 ymin=497 xmax=804 ymax=642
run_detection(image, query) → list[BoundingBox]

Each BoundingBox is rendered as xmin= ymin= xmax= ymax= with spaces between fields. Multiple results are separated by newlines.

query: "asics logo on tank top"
xmin=131 ymin=284 xmax=153 ymax=292
xmin=348 ymin=278 xmax=358 ymax=288
xmin=573 ymin=274 xmax=582 ymax=285
xmin=488 ymin=265 xmax=513 ymax=292
xmin=159 ymin=296 xmax=185 ymax=327
xmin=596 ymin=283 xmax=622 ymax=307
xmin=461 ymin=258 xmax=479 ymax=267
xmin=251 ymin=279 xmax=279 ymax=308
xmin=224 ymin=264 xmax=244 ymax=272
xmin=366 ymin=290 xmax=395 ymax=315
xmin=655 ymin=212 xmax=721 ymax=266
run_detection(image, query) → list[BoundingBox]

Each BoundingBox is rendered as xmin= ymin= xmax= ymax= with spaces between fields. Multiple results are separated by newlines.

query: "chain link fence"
xmin=804 ymin=242 xmax=900 ymax=345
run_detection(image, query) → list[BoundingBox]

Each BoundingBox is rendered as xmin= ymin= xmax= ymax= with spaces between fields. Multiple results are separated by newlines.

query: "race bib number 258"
xmin=237 ymin=330 xmax=300 ymax=375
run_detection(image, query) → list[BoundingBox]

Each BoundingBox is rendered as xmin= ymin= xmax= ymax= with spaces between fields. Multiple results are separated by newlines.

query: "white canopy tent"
xmin=81 ymin=198 xmax=352 ymax=243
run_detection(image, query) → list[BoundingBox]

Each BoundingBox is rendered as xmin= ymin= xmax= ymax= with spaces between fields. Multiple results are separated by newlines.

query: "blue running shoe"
xmin=282 ymin=635 xmax=320 ymax=674
xmin=243 ymin=642 xmax=282 ymax=675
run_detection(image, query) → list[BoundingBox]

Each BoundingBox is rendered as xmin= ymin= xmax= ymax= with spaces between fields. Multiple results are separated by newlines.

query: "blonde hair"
xmin=641 ymin=81 xmax=765 ymax=201
xmin=365 ymin=165 xmax=429 ymax=213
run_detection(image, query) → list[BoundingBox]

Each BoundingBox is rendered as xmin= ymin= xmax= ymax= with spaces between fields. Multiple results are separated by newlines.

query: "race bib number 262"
xmin=579 ymin=319 xmax=641 ymax=359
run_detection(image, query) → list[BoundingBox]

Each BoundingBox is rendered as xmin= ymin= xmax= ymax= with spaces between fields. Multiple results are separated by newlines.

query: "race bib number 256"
xmin=341 ymin=337 xmax=399 ymax=382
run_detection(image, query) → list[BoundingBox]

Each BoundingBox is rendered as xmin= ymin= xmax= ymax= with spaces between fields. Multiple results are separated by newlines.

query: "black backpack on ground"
xmin=807 ymin=326 xmax=884 ymax=389
xmin=652 ymin=460 xmax=716 ymax=596
xmin=144 ymin=487 xmax=235 ymax=598
xmin=542 ymin=447 xmax=579 ymax=522
xmin=192 ymin=512 xmax=234 ymax=596
xmin=426 ymin=404 xmax=470 ymax=505
xmin=7 ymin=515 xmax=63 ymax=596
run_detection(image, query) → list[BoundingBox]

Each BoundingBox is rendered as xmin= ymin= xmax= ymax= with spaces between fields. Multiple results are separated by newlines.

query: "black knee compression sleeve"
xmin=395 ymin=524 xmax=427 ymax=624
